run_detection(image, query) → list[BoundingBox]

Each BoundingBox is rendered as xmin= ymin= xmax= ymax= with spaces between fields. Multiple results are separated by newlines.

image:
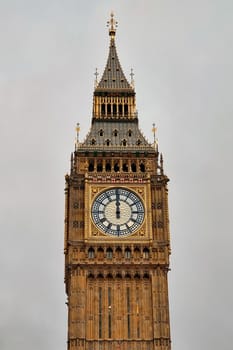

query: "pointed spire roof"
xmin=95 ymin=13 xmax=133 ymax=92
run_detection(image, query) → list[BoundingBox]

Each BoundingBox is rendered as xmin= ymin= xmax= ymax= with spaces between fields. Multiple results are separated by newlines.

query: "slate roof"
xmin=78 ymin=121 xmax=154 ymax=152
xmin=95 ymin=37 xmax=133 ymax=92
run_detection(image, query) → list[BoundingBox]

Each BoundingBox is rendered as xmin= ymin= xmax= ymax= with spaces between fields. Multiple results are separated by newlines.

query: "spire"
xmin=95 ymin=13 xmax=133 ymax=91
xmin=79 ymin=14 xmax=155 ymax=151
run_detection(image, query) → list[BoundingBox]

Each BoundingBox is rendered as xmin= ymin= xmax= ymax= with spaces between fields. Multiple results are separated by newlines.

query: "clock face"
xmin=91 ymin=188 xmax=144 ymax=237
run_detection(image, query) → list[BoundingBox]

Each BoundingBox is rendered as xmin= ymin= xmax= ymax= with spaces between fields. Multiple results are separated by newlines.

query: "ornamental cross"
xmin=94 ymin=68 xmax=99 ymax=87
xmin=130 ymin=68 xmax=135 ymax=87
xmin=152 ymin=123 xmax=157 ymax=143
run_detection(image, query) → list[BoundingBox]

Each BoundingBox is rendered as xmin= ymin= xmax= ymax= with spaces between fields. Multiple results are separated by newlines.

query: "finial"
xmin=152 ymin=123 xmax=157 ymax=143
xmin=152 ymin=123 xmax=158 ymax=151
xmin=130 ymin=68 xmax=135 ymax=88
xmin=75 ymin=123 xmax=80 ymax=149
xmin=107 ymin=12 xmax=118 ymax=39
xmin=94 ymin=68 xmax=99 ymax=88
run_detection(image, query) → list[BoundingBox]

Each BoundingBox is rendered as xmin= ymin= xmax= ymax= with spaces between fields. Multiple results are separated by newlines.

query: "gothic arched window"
xmin=101 ymin=103 xmax=105 ymax=115
xmin=106 ymin=248 xmax=113 ymax=259
xmin=123 ymin=162 xmax=128 ymax=172
xmin=107 ymin=104 xmax=111 ymax=115
xmin=143 ymin=248 xmax=149 ymax=259
xmin=88 ymin=161 xmax=94 ymax=172
xmin=134 ymin=247 xmax=140 ymax=259
xmin=97 ymin=162 xmax=103 ymax=172
xmin=113 ymin=129 xmax=118 ymax=137
xmin=116 ymin=247 xmax=122 ymax=258
xmin=114 ymin=162 xmax=119 ymax=172
xmin=140 ymin=163 xmax=145 ymax=172
xmin=125 ymin=248 xmax=131 ymax=259
xmin=88 ymin=248 xmax=95 ymax=259
xmin=97 ymin=247 xmax=104 ymax=259
xmin=119 ymin=104 xmax=123 ymax=115
xmin=124 ymin=104 xmax=128 ymax=115
xmin=131 ymin=163 xmax=137 ymax=172
xmin=105 ymin=162 xmax=111 ymax=172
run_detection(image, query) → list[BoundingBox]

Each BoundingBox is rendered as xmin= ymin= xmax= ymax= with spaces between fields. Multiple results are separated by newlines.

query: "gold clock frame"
xmin=84 ymin=180 xmax=153 ymax=243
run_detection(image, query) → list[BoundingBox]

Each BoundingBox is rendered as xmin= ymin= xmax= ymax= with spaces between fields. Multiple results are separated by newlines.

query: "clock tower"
xmin=64 ymin=13 xmax=171 ymax=350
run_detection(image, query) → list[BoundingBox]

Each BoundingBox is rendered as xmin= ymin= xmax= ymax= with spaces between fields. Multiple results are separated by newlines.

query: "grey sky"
xmin=0 ymin=1 xmax=233 ymax=349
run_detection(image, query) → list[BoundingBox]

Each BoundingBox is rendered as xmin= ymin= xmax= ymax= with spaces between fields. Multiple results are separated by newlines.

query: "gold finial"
xmin=75 ymin=123 xmax=80 ymax=149
xmin=94 ymin=68 xmax=99 ymax=88
xmin=152 ymin=123 xmax=158 ymax=151
xmin=152 ymin=123 xmax=157 ymax=142
xmin=107 ymin=12 xmax=118 ymax=39
xmin=130 ymin=68 xmax=135 ymax=88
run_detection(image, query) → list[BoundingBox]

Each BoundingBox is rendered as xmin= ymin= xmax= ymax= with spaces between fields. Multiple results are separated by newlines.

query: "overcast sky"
xmin=1 ymin=1 xmax=233 ymax=349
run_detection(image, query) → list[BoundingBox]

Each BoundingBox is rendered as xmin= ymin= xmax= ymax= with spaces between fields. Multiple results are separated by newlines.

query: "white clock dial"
xmin=91 ymin=188 xmax=144 ymax=237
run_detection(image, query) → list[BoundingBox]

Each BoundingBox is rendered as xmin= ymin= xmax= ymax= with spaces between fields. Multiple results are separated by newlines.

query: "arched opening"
xmin=143 ymin=248 xmax=150 ymax=259
xmin=105 ymin=162 xmax=111 ymax=172
xmin=101 ymin=103 xmax=105 ymax=115
xmin=124 ymin=104 xmax=128 ymax=115
xmin=97 ymin=247 xmax=104 ymax=259
xmin=107 ymin=104 xmax=111 ymax=115
xmin=122 ymin=162 xmax=128 ymax=172
xmin=122 ymin=139 xmax=127 ymax=146
xmin=88 ymin=161 xmax=94 ymax=172
xmin=91 ymin=138 xmax=96 ymax=145
xmin=106 ymin=248 xmax=113 ymax=259
xmin=115 ymin=247 xmax=122 ymax=258
xmin=128 ymin=129 xmax=132 ymax=137
xmin=136 ymin=139 xmax=141 ymax=145
xmin=113 ymin=129 xmax=118 ymax=137
xmin=125 ymin=248 xmax=131 ymax=259
xmin=140 ymin=163 xmax=145 ymax=172
xmin=106 ymin=139 xmax=111 ymax=146
xmin=113 ymin=104 xmax=117 ymax=115
xmin=88 ymin=247 xmax=95 ymax=259
xmin=114 ymin=162 xmax=120 ymax=172
xmin=143 ymin=273 xmax=150 ymax=279
xmin=134 ymin=247 xmax=140 ymax=259
xmin=131 ymin=163 xmax=137 ymax=172
xmin=99 ymin=129 xmax=104 ymax=136
xmin=119 ymin=104 xmax=123 ymax=115
xmin=97 ymin=162 xmax=103 ymax=172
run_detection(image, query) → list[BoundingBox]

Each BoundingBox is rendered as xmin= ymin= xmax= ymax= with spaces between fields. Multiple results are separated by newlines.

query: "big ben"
xmin=64 ymin=13 xmax=171 ymax=350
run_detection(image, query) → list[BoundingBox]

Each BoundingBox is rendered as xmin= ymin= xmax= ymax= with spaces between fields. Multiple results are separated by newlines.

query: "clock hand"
xmin=116 ymin=189 xmax=120 ymax=219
